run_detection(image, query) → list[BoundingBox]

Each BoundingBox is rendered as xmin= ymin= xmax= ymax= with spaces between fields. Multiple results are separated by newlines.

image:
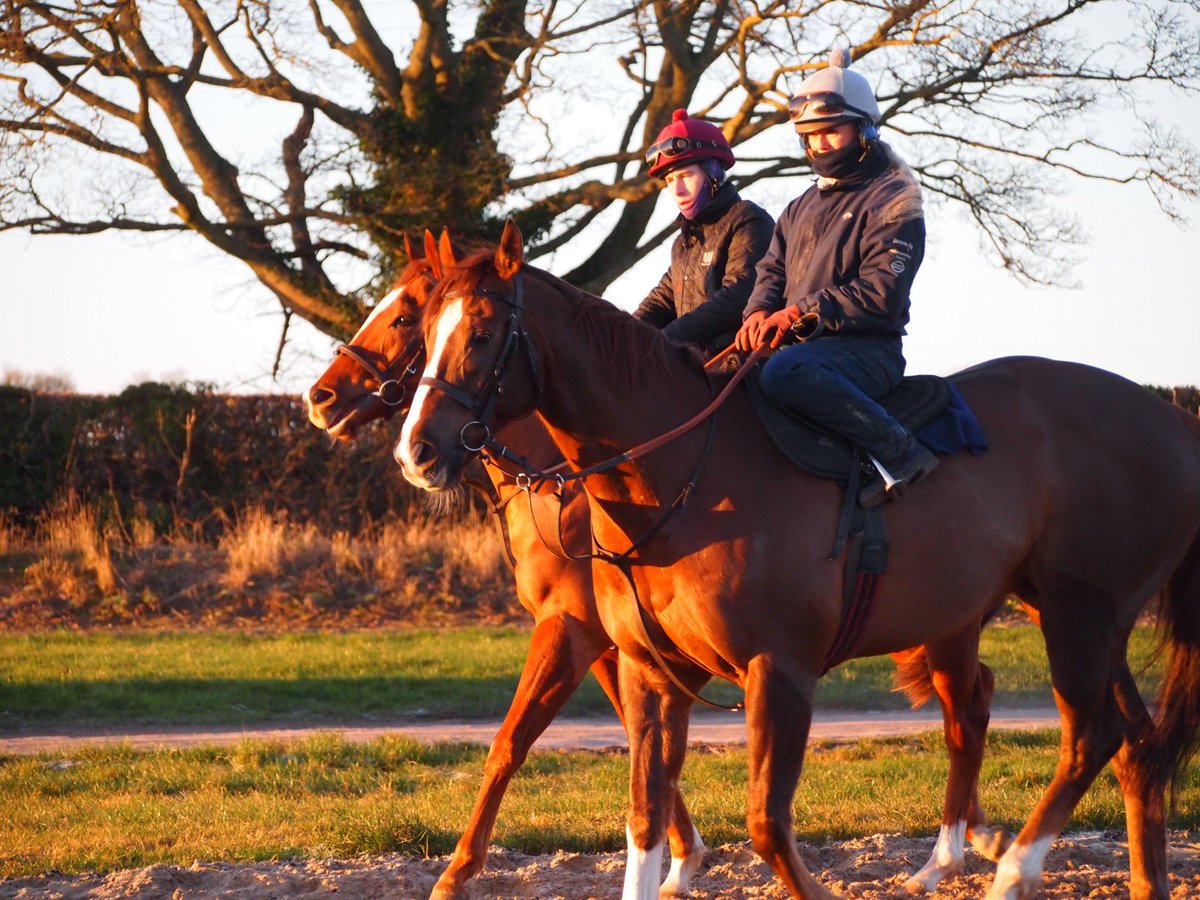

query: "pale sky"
xmin=4 ymin=154 xmax=1197 ymax=396
xmin=2 ymin=7 xmax=1198 ymax=395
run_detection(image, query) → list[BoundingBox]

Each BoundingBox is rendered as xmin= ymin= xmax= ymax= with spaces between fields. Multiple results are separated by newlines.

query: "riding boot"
xmin=858 ymin=423 xmax=939 ymax=507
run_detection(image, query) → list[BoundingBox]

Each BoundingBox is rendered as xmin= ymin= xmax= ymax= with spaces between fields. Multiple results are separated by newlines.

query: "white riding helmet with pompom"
xmin=789 ymin=47 xmax=880 ymax=136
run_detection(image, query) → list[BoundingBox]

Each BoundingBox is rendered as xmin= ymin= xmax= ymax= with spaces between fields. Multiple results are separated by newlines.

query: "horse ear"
xmin=437 ymin=228 xmax=457 ymax=272
xmin=402 ymin=233 xmax=417 ymax=264
xmin=424 ymin=229 xmax=443 ymax=279
xmin=495 ymin=218 xmax=523 ymax=281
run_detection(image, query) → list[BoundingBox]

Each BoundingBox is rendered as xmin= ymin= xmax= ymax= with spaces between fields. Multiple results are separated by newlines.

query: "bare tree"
xmin=2 ymin=0 xmax=1197 ymax=343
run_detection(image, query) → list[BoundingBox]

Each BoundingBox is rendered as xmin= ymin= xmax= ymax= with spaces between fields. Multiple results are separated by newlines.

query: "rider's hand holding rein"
xmin=735 ymin=306 xmax=808 ymax=351
xmin=735 ymin=310 xmax=768 ymax=351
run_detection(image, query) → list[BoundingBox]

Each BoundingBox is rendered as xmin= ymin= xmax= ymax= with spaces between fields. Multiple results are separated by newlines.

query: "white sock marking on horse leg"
xmin=986 ymin=835 xmax=1054 ymax=900
xmin=623 ymin=824 xmax=665 ymax=900
xmin=660 ymin=824 xmax=705 ymax=896
xmin=905 ymin=820 xmax=966 ymax=893
xmin=398 ymin=297 xmax=462 ymax=481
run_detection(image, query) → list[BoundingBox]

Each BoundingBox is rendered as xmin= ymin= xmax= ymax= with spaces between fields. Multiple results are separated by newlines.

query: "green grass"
xmin=2 ymin=730 xmax=1197 ymax=877
xmin=0 ymin=625 xmax=1164 ymax=730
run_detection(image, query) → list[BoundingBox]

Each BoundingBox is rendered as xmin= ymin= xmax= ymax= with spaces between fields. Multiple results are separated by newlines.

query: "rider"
xmin=635 ymin=110 xmax=774 ymax=357
xmin=735 ymin=49 xmax=936 ymax=506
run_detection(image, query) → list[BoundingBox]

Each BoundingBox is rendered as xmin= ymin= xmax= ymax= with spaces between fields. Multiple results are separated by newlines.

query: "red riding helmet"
xmin=645 ymin=109 xmax=735 ymax=178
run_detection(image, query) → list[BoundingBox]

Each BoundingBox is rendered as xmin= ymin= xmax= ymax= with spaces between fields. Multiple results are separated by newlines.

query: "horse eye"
xmin=470 ymin=330 xmax=492 ymax=346
xmin=389 ymin=314 xmax=413 ymax=328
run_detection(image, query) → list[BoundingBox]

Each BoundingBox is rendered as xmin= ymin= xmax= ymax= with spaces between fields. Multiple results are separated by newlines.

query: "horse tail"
xmin=1136 ymin=529 xmax=1200 ymax=803
xmin=892 ymin=645 xmax=935 ymax=709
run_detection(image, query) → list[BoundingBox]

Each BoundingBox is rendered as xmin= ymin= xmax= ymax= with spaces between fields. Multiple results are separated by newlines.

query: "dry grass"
xmin=5 ymin=495 xmax=518 ymax=630
xmin=0 ymin=510 xmax=19 ymax=556
xmin=29 ymin=494 xmax=118 ymax=598
xmin=219 ymin=507 xmax=331 ymax=588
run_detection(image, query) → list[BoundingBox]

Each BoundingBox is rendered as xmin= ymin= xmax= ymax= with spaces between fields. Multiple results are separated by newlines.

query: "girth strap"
xmin=821 ymin=503 xmax=889 ymax=674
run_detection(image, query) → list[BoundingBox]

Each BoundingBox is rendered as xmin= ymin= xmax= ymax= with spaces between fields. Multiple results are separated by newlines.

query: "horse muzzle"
xmin=395 ymin=437 xmax=452 ymax=491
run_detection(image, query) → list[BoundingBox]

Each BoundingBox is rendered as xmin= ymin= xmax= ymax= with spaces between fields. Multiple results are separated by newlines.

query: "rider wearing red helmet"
xmin=736 ymin=48 xmax=935 ymax=506
xmin=634 ymin=110 xmax=774 ymax=356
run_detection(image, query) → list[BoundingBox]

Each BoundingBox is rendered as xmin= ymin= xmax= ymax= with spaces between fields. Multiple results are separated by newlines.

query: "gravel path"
xmin=0 ymin=706 xmax=1059 ymax=754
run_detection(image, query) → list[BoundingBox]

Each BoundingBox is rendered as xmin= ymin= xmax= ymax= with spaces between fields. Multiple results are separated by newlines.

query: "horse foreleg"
xmin=431 ymin=615 xmax=605 ymax=900
xmin=619 ymin=652 xmax=696 ymax=900
xmin=744 ymin=655 xmax=834 ymax=900
xmin=1110 ymin=660 xmax=1169 ymax=900
xmin=591 ymin=650 xmax=706 ymax=897
xmin=906 ymin=634 xmax=1012 ymax=894
xmin=985 ymin=616 xmax=1126 ymax=900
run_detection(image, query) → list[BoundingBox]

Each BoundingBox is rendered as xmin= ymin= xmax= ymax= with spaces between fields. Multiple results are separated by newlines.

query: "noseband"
xmin=418 ymin=275 xmax=542 ymax=452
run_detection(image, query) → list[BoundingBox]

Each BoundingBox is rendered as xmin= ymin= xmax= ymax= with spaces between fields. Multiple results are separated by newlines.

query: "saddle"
xmin=744 ymin=370 xmax=962 ymax=480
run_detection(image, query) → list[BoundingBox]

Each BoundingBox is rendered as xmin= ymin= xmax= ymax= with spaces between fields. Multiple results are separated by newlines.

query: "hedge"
xmin=1 ymin=379 xmax=1195 ymax=537
xmin=0 ymin=383 xmax=419 ymax=537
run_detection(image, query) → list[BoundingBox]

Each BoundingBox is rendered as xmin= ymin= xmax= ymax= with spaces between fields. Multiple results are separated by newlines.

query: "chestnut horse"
xmin=307 ymin=233 xmax=1011 ymax=896
xmin=306 ymin=234 xmax=707 ymax=899
xmin=397 ymin=220 xmax=1200 ymax=900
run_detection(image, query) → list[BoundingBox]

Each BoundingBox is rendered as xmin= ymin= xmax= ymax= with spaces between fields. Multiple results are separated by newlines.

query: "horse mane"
xmin=438 ymin=249 xmax=706 ymax=396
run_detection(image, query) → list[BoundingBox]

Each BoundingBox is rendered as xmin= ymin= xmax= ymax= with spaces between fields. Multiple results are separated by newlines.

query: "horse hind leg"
xmin=1109 ymin=660 xmax=1168 ymax=900
xmin=1120 ymin=533 xmax=1200 ymax=900
xmin=902 ymin=633 xmax=1012 ymax=895
xmin=985 ymin=603 xmax=1127 ymax=900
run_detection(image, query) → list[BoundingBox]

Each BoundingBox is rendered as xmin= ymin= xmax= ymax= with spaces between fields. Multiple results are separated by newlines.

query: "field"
xmin=2 ymin=499 xmax=1197 ymax=897
xmin=0 ymin=624 xmax=1164 ymax=729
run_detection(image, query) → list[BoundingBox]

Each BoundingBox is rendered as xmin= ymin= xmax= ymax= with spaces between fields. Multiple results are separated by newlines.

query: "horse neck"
xmin=524 ymin=276 xmax=715 ymax=498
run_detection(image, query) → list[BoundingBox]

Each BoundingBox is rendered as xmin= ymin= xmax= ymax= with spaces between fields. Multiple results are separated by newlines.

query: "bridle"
xmin=332 ymin=274 xmax=437 ymax=408
xmin=417 ymin=274 xmax=543 ymax=452
xmin=334 ymin=336 xmax=425 ymax=408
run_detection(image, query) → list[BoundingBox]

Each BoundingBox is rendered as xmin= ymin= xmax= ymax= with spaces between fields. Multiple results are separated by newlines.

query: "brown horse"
xmin=306 ymin=234 xmax=708 ymax=899
xmin=308 ymin=233 xmax=1012 ymax=896
xmin=396 ymin=220 xmax=1200 ymax=900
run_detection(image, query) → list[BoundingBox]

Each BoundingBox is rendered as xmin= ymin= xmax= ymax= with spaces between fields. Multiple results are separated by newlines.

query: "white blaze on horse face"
xmin=986 ymin=834 xmax=1054 ymax=900
xmin=350 ymin=286 xmax=404 ymax=343
xmin=398 ymin=296 xmax=464 ymax=485
xmin=905 ymin=820 xmax=966 ymax=892
xmin=622 ymin=825 xmax=664 ymax=900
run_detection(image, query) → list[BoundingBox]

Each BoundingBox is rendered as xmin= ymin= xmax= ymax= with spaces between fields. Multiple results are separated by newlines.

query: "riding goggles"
xmin=644 ymin=135 xmax=724 ymax=164
xmin=788 ymin=91 xmax=873 ymax=123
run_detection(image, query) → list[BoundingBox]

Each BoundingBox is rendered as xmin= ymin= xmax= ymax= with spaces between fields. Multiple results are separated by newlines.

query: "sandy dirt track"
xmin=7 ymin=709 xmax=1200 ymax=898
xmin=3 ymin=832 xmax=1200 ymax=898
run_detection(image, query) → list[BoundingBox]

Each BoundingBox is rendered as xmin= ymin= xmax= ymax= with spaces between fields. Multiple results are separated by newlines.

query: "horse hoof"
xmin=429 ymin=877 xmax=468 ymax=900
xmin=969 ymin=825 xmax=1015 ymax=862
xmin=659 ymin=833 xmax=706 ymax=897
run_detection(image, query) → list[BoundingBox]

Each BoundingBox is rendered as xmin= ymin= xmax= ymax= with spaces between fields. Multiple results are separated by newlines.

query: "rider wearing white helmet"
xmin=736 ymin=48 xmax=935 ymax=506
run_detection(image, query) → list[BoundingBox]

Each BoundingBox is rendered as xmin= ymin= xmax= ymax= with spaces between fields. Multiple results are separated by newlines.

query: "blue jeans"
xmin=759 ymin=335 xmax=910 ymax=458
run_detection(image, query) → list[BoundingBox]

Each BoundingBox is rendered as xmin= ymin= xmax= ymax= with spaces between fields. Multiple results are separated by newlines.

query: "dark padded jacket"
xmin=744 ymin=143 xmax=925 ymax=337
xmin=635 ymin=181 xmax=774 ymax=353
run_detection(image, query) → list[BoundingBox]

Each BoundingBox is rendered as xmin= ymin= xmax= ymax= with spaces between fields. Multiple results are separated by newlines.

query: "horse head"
xmin=397 ymin=219 xmax=542 ymax=491
xmin=305 ymin=231 xmax=448 ymax=440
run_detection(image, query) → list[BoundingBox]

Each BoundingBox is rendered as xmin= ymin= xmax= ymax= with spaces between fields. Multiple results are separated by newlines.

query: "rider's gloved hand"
xmin=761 ymin=306 xmax=803 ymax=349
xmin=735 ymin=310 xmax=769 ymax=352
